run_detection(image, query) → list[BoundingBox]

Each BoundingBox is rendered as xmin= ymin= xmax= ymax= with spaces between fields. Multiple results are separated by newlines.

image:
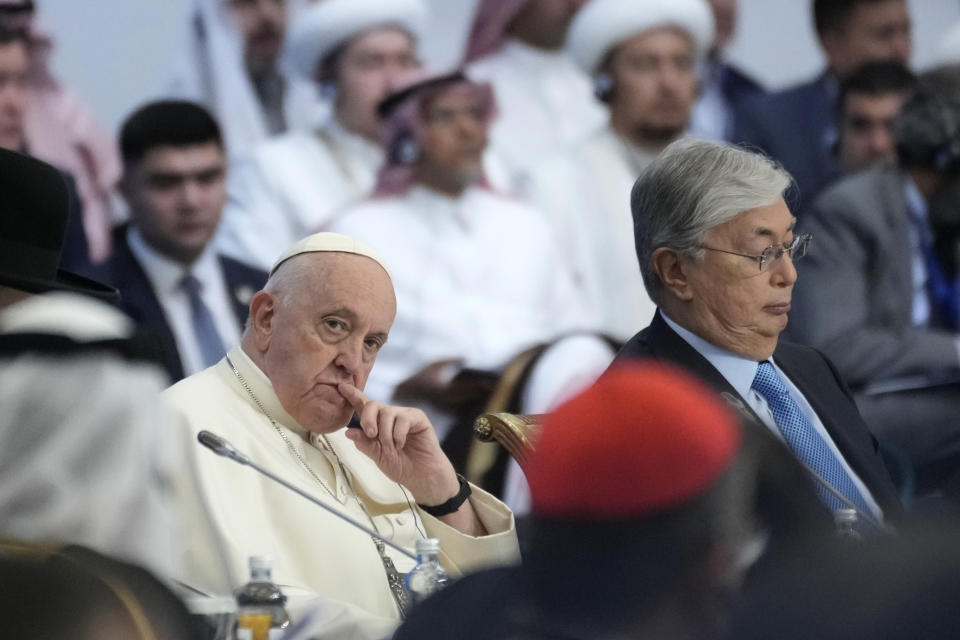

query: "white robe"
xmin=523 ymin=126 xmax=659 ymax=342
xmin=165 ymin=346 xmax=518 ymax=639
xmin=215 ymin=120 xmax=382 ymax=270
xmin=0 ymin=294 xmax=180 ymax=580
xmin=324 ymin=185 xmax=601 ymax=438
xmin=468 ymin=39 xmax=607 ymax=193
xmin=167 ymin=0 xmax=324 ymax=160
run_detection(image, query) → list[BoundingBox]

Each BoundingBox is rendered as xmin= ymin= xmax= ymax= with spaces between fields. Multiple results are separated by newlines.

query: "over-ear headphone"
xmin=896 ymin=73 xmax=960 ymax=172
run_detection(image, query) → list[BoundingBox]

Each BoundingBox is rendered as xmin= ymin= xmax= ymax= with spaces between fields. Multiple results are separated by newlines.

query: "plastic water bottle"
xmin=834 ymin=508 xmax=863 ymax=541
xmin=234 ymin=556 xmax=290 ymax=640
xmin=404 ymin=538 xmax=449 ymax=604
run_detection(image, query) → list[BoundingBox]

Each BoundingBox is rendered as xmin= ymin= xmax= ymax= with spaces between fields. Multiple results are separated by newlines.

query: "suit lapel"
xmin=111 ymin=236 xmax=185 ymax=381
xmin=217 ymin=255 xmax=258 ymax=327
xmin=643 ymin=314 xmax=767 ymax=424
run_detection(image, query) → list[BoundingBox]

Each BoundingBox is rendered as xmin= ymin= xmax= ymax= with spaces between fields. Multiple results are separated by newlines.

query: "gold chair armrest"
xmin=473 ymin=413 xmax=543 ymax=468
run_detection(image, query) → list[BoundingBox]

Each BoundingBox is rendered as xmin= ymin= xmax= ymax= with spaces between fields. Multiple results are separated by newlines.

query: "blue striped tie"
xmin=180 ymin=274 xmax=226 ymax=368
xmin=752 ymin=361 xmax=872 ymax=516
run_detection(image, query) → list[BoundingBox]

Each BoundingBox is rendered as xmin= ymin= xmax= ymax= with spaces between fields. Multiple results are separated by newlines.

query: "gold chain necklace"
xmin=225 ymin=356 xmax=411 ymax=617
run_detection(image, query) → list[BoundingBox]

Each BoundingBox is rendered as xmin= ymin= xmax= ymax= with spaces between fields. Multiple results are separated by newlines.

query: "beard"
xmin=632 ymin=123 xmax=685 ymax=150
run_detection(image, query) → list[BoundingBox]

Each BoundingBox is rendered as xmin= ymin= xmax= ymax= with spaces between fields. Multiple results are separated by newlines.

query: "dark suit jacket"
xmin=732 ymin=71 xmax=841 ymax=212
xmin=719 ymin=61 xmax=765 ymax=108
xmin=615 ymin=312 xmax=902 ymax=519
xmin=89 ymin=226 xmax=268 ymax=382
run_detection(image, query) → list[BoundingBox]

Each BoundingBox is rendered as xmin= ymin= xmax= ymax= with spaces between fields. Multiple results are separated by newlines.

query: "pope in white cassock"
xmin=164 ymin=232 xmax=519 ymax=639
xmin=522 ymin=0 xmax=714 ymax=341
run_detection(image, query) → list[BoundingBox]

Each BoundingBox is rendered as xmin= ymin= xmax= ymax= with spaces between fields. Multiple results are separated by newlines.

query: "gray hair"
xmin=631 ymin=139 xmax=792 ymax=305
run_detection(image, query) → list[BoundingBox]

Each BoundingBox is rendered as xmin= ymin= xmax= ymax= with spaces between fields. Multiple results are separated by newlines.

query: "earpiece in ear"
xmin=317 ymin=81 xmax=337 ymax=101
xmin=390 ymin=135 xmax=419 ymax=165
xmin=594 ymin=73 xmax=614 ymax=101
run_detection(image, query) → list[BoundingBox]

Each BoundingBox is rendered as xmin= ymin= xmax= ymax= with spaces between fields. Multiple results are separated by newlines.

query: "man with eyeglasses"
xmin=614 ymin=138 xmax=902 ymax=531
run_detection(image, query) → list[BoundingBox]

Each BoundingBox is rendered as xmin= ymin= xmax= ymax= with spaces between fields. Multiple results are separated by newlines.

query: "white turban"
xmin=566 ymin=0 xmax=714 ymax=74
xmin=283 ymin=0 xmax=428 ymax=82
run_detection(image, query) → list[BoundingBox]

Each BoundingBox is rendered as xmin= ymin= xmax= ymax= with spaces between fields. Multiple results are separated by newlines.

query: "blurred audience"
xmin=0 ymin=0 xmax=121 ymax=265
xmin=617 ymin=138 xmax=902 ymax=530
xmin=0 ymin=24 xmax=96 ymax=274
xmin=90 ymin=101 xmax=267 ymax=382
xmin=733 ymin=0 xmax=912 ymax=211
xmin=0 ymin=148 xmax=179 ymax=580
xmin=395 ymin=363 xmax=760 ymax=640
xmin=689 ymin=0 xmax=766 ymax=141
xmin=217 ymin=0 xmax=425 ymax=269
xmin=835 ymin=60 xmax=915 ymax=174
xmin=326 ymin=71 xmax=611 ymax=487
xmin=788 ymin=66 xmax=960 ymax=503
xmin=169 ymin=0 xmax=321 ymax=159
xmin=465 ymin=0 xmax=605 ymax=192
xmin=524 ymin=0 xmax=712 ymax=341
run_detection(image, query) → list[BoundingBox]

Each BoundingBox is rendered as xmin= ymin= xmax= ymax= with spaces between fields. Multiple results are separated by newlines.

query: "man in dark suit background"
xmin=92 ymin=100 xmax=267 ymax=382
xmin=615 ymin=138 xmax=901 ymax=530
xmin=689 ymin=0 xmax=766 ymax=142
xmin=788 ymin=66 xmax=960 ymax=502
xmin=732 ymin=0 xmax=912 ymax=211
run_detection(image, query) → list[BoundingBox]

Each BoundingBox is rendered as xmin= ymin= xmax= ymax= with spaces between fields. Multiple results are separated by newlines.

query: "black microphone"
xmin=196 ymin=429 xmax=417 ymax=560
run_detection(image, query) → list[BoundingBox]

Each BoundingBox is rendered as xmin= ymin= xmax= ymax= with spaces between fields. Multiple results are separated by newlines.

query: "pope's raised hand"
xmin=338 ymin=381 xmax=460 ymax=506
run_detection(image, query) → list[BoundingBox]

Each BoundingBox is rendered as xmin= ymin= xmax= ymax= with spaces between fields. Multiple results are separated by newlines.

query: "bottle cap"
xmin=415 ymin=538 xmax=440 ymax=554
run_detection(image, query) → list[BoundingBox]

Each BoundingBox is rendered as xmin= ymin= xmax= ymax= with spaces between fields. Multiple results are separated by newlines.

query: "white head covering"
xmin=270 ymin=232 xmax=393 ymax=281
xmin=935 ymin=22 xmax=960 ymax=68
xmin=283 ymin=0 xmax=428 ymax=83
xmin=566 ymin=0 xmax=714 ymax=74
xmin=166 ymin=0 xmax=321 ymax=159
xmin=0 ymin=293 xmax=179 ymax=578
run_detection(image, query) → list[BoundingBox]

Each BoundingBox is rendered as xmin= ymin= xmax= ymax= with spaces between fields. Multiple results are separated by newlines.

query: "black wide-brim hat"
xmin=0 ymin=148 xmax=117 ymax=300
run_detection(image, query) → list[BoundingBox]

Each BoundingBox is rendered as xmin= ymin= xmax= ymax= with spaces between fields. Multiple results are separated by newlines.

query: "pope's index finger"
xmin=337 ymin=381 xmax=369 ymax=411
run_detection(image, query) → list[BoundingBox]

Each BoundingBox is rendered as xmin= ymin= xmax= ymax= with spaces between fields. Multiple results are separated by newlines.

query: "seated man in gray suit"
xmin=615 ymin=138 xmax=901 ymax=530
xmin=788 ymin=66 xmax=960 ymax=502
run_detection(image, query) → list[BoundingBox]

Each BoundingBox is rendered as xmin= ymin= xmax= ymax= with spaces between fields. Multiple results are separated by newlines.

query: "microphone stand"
xmin=197 ymin=430 xmax=417 ymax=561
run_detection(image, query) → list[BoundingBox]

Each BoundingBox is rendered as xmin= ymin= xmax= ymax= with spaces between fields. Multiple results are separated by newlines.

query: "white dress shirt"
xmin=128 ymin=227 xmax=241 ymax=376
xmin=689 ymin=59 xmax=731 ymax=142
xmin=661 ymin=311 xmax=883 ymax=519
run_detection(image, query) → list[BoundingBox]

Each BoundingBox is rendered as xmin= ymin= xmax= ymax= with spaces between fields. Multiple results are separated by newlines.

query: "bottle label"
xmin=237 ymin=613 xmax=274 ymax=640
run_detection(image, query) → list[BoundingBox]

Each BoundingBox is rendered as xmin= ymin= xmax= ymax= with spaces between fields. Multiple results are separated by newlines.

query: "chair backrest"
xmin=472 ymin=412 xmax=543 ymax=469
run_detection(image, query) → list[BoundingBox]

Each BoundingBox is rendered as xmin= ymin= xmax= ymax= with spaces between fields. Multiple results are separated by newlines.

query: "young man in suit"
xmin=616 ymin=138 xmax=902 ymax=529
xmin=732 ymin=0 xmax=912 ymax=211
xmin=96 ymin=100 xmax=267 ymax=382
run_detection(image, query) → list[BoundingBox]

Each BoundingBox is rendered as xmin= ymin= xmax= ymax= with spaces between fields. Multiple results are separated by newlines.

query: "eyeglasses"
xmin=698 ymin=233 xmax=812 ymax=272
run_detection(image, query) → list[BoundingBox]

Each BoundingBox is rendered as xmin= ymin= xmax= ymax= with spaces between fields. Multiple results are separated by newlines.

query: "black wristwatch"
xmin=417 ymin=474 xmax=472 ymax=517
